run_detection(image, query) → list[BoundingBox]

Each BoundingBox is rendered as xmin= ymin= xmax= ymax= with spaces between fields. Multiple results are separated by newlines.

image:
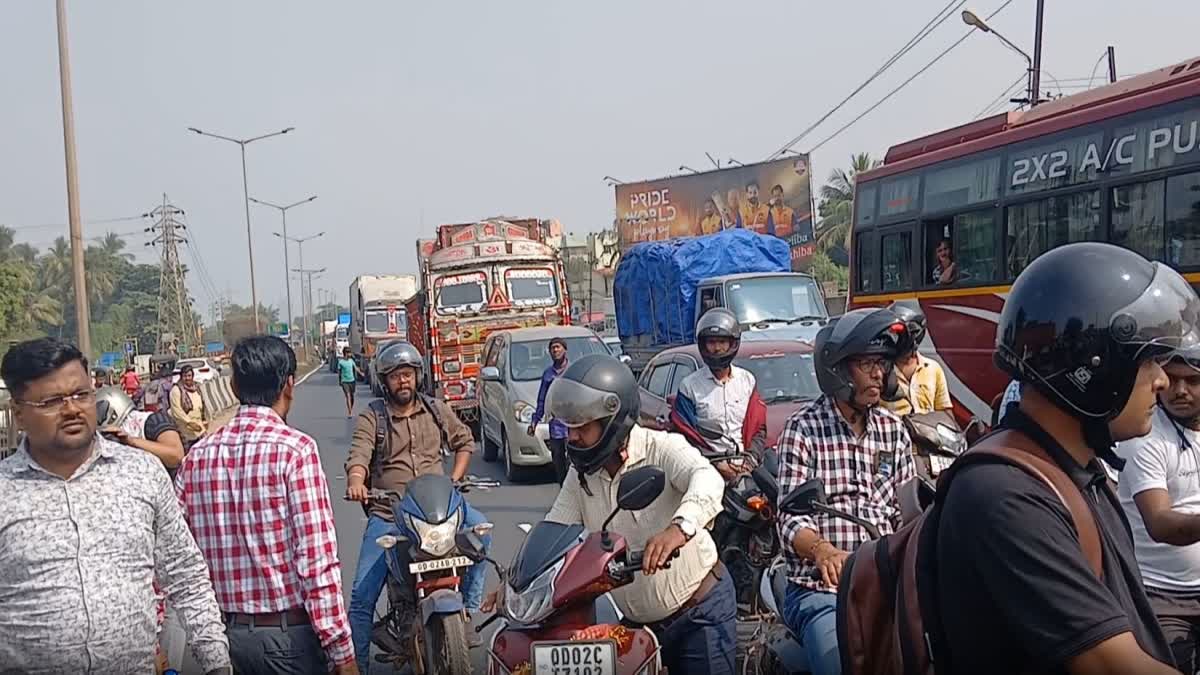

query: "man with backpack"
xmin=776 ymin=307 xmax=917 ymax=675
xmin=343 ymin=341 xmax=490 ymax=673
xmin=929 ymin=243 xmax=1185 ymax=674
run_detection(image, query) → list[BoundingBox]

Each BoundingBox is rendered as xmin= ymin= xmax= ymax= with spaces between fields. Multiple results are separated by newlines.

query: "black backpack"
xmin=361 ymin=394 xmax=453 ymax=514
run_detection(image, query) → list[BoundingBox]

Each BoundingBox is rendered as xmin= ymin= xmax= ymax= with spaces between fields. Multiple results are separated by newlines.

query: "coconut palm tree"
xmin=815 ymin=153 xmax=882 ymax=253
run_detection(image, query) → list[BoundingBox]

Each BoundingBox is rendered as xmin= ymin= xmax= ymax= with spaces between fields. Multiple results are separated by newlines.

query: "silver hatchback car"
xmin=478 ymin=325 xmax=613 ymax=481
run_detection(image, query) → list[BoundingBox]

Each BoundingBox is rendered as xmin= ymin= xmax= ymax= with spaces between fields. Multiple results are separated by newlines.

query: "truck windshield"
xmin=436 ymin=277 xmax=487 ymax=314
xmin=335 ymin=326 xmax=348 ymax=339
xmin=506 ymin=270 xmax=558 ymax=307
xmin=510 ymin=336 xmax=610 ymax=381
xmin=725 ymin=276 xmax=825 ymax=325
xmin=737 ymin=351 xmax=820 ymax=403
xmin=364 ymin=311 xmax=389 ymax=333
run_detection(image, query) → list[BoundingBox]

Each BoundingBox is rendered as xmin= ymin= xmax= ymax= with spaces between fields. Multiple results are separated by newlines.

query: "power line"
xmin=808 ymin=0 xmax=1015 ymax=155
xmin=974 ymin=72 xmax=1028 ymax=119
xmin=765 ymin=0 xmax=968 ymax=160
xmin=1 ymin=214 xmax=146 ymax=232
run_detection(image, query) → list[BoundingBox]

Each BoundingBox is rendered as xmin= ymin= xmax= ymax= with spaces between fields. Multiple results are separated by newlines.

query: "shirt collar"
xmin=9 ymin=433 xmax=118 ymax=478
xmin=234 ymin=404 xmax=286 ymax=424
xmin=821 ymin=394 xmax=885 ymax=438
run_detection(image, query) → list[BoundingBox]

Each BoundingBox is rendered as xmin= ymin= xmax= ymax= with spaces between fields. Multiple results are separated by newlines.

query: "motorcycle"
xmin=686 ymin=420 xmax=781 ymax=615
xmin=361 ymin=473 xmax=499 ymax=675
xmin=480 ymin=465 xmax=671 ymax=675
xmin=902 ymin=410 xmax=985 ymax=481
xmin=748 ymin=477 xmax=932 ymax=675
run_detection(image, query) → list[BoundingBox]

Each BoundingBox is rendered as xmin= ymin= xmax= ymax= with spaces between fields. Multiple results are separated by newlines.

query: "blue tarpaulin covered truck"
xmin=614 ymin=229 xmax=829 ymax=374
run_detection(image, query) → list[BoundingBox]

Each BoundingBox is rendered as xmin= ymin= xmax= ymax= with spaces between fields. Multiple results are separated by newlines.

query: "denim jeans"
xmin=349 ymin=504 xmax=491 ymax=671
xmin=782 ymin=584 xmax=841 ymax=675
xmin=647 ymin=567 xmax=738 ymax=675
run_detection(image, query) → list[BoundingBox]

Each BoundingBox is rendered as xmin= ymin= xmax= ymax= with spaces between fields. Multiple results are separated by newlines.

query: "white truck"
xmin=348 ymin=274 xmax=419 ymax=389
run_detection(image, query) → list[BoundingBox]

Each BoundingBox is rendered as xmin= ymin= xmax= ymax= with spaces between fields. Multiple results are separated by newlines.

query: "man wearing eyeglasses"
xmin=0 ymin=337 xmax=230 ymax=674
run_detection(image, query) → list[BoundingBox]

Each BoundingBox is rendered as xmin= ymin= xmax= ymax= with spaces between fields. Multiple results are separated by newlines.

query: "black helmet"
xmin=887 ymin=302 xmax=927 ymax=348
xmin=814 ymin=308 xmax=911 ymax=403
xmin=995 ymin=241 xmax=1200 ymax=422
xmin=374 ymin=341 xmax=424 ymax=384
xmin=546 ymin=354 xmax=640 ymax=476
xmin=695 ymin=308 xmax=742 ymax=370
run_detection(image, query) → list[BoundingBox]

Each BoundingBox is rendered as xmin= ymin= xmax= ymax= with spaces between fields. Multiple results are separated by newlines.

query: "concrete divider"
xmin=220 ymin=377 xmax=236 ymax=408
xmin=200 ymin=380 xmax=221 ymax=414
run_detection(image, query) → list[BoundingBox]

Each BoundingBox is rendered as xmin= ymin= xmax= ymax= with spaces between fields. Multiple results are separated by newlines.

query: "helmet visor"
xmin=546 ymin=377 xmax=623 ymax=428
xmin=1111 ymin=262 xmax=1200 ymax=360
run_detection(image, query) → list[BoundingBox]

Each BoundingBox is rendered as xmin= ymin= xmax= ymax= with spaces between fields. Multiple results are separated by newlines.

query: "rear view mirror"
xmin=779 ymin=479 xmax=827 ymax=516
xmin=696 ymin=419 xmax=723 ymax=440
xmin=481 ymin=366 xmax=501 ymax=382
xmin=616 ymin=466 xmax=666 ymax=511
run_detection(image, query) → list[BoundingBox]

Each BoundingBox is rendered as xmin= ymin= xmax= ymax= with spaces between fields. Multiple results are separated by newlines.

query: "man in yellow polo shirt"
xmin=699 ymin=199 xmax=724 ymax=235
xmin=882 ymin=303 xmax=952 ymax=416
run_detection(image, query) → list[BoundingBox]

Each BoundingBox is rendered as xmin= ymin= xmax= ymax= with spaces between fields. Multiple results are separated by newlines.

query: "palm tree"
xmin=816 ymin=153 xmax=882 ymax=253
xmin=97 ymin=231 xmax=133 ymax=262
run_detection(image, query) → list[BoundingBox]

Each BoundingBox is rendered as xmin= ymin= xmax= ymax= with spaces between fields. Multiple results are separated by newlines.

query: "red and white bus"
xmin=848 ymin=54 xmax=1200 ymax=423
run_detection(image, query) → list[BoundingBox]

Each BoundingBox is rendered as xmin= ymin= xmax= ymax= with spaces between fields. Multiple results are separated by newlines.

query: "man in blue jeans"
xmin=345 ymin=341 xmax=490 ymax=671
xmin=775 ymin=308 xmax=916 ymax=674
xmin=528 ymin=337 xmax=570 ymax=485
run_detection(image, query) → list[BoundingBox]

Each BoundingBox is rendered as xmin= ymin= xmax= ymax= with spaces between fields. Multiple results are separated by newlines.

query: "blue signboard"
xmin=205 ymin=341 xmax=225 ymax=354
xmin=99 ymin=352 xmax=122 ymax=369
xmin=337 ymin=312 xmax=351 ymax=326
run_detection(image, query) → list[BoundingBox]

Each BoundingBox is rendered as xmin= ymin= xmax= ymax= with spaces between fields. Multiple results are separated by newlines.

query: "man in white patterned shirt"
xmin=776 ymin=309 xmax=916 ymax=675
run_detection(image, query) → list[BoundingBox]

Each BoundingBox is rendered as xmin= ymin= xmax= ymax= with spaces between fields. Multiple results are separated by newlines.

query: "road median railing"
xmin=201 ymin=376 xmax=239 ymax=417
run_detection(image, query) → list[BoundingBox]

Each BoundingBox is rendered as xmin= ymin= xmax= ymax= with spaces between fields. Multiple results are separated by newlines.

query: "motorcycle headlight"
xmin=410 ymin=511 xmax=462 ymax=557
xmin=504 ymin=558 xmax=563 ymax=625
xmin=514 ymin=401 xmax=534 ymax=425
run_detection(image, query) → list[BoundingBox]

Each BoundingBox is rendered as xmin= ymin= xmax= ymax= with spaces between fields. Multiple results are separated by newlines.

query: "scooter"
xmin=480 ymin=465 xmax=670 ymax=675
xmin=362 ymin=473 xmax=499 ymax=675
xmin=902 ymin=410 xmax=984 ymax=481
xmin=747 ymin=477 xmax=931 ymax=675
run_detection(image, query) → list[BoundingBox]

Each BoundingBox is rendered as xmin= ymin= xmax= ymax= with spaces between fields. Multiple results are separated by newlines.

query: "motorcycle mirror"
xmin=779 ymin=478 xmax=827 ymax=515
xmin=616 ymin=466 xmax=666 ymax=512
xmin=455 ymin=531 xmax=488 ymax=563
xmin=696 ymin=419 xmax=724 ymax=441
xmin=517 ymin=523 xmax=532 ymax=534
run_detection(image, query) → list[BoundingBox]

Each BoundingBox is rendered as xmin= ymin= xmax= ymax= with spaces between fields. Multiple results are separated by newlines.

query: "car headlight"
xmin=410 ymin=511 xmax=461 ymax=557
xmin=514 ymin=401 xmax=534 ymax=425
xmin=504 ymin=558 xmax=562 ymax=625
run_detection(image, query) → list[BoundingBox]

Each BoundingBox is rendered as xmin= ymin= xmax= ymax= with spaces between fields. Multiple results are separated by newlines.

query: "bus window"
xmin=1005 ymin=191 xmax=1101 ymax=278
xmin=923 ymin=212 xmax=999 ymax=287
xmin=1167 ymin=171 xmax=1200 ymax=267
xmin=1111 ymin=180 xmax=1165 ymax=261
xmin=881 ymin=231 xmax=912 ymax=291
xmin=879 ymin=175 xmax=921 ymax=218
xmin=856 ymin=183 xmax=878 ymax=228
xmin=923 ymin=156 xmax=1001 ymax=213
xmin=855 ymin=233 xmax=879 ymax=293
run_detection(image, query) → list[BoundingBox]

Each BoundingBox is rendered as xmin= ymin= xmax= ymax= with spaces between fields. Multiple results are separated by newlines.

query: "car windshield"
xmin=509 ymin=336 xmax=611 ymax=381
xmin=725 ymin=276 xmax=826 ymax=325
xmin=507 ymin=272 xmax=558 ymax=307
xmin=735 ymin=351 xmax=820 ymax=403
xmin=335 ymin=326 xmax=348 ymax=339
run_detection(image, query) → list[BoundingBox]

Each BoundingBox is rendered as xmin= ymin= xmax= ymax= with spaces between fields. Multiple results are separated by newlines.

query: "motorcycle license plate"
xmin=930 ymin=454 xmax=955 ymax=476
xmin=408 ymin=555 xmax=472 ymax=574
xmin=532 ymin=639 xmax=616 ymax=675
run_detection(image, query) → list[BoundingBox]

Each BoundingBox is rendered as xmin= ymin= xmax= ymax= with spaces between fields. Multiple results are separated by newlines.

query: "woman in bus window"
xmin=933 ymin=238 xmax=959 ymax=285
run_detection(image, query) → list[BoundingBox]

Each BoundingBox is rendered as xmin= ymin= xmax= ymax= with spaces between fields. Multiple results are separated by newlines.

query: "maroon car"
xmin=636 ymin=339 xmax=819 ymax=446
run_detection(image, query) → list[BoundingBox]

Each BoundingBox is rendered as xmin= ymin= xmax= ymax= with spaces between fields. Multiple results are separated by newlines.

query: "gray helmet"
xmin=813 ymin=308 xmax=911 ymax=404
xmin=695 ymin=308 xmax=742 ymax=370
xmin=95 ymin=386 xmax=135 ymax=428
xmin=546 ymin=354 xmax=640 ymax=476
xmin=887 ymin=301 xmax=927 ymax=348
xmin=374 ymin=340 xmax=424 ymax=384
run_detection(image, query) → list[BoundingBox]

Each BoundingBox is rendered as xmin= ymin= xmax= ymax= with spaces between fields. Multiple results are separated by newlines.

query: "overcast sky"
xmin=3 ymin=1 xmax=1197 ymax=322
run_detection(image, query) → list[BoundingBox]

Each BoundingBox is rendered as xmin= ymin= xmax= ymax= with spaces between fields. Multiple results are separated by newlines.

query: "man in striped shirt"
xmin=776 ymin=309 xmax=916 ymax=675
xmin=177 ymin=336 xmax=356 ymax=674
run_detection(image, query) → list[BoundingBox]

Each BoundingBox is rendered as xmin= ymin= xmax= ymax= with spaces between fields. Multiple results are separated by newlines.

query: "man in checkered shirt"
xmin=177 ymin=336 xmax=356 ymax=674
xmin=775 ymin=308 xmax=916 ymax=675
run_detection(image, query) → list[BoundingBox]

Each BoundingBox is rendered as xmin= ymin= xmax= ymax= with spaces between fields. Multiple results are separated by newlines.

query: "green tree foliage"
xmin=815 ymin=153 xmax=881 ymax=253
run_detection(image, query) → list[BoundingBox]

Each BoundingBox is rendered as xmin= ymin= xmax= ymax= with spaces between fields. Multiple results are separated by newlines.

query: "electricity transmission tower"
xmin=146 ymin=195 xmax=197 ymax=355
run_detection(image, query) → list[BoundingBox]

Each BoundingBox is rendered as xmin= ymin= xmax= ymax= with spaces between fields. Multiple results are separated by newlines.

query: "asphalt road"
xmin=293 ymin=368 xmax=562 ymax=673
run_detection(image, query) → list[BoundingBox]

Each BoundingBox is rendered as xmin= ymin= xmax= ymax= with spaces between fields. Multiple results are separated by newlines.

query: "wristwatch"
xmin=672 ymin=516 xmax=697 ymax=541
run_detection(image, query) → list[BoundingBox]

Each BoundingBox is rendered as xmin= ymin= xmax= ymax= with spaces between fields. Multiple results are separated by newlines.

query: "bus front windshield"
xmin=725 ymin=276 xmax=826 ymax=325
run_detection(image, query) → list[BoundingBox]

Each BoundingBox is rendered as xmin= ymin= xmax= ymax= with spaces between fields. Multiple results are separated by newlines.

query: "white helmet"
xmin=95 ymin=386 xmax=135 ymax=428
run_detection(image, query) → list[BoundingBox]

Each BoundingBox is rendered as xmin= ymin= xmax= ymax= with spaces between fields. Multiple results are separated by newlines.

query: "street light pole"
xmin=250 ymin=195 xmax=317 ymax=342
xmin=291 ymin=267 xmax=325 ymax=359
xmin=56 ymin=0 xmax=91 ymax=356
xmin=187 ymin=126 xmax=295 ymax=332
xmin=275 ymin=231 xmax=324 ymax=356
xmin=962 ymin=9 xmax=1036 ymax=106
xmin=1031 ymin=0 xmax=1045 ymax=107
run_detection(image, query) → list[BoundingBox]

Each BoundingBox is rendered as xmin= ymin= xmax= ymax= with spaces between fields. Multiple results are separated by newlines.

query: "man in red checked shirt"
xmin=176 ymin=336 xmax=357 ymax=674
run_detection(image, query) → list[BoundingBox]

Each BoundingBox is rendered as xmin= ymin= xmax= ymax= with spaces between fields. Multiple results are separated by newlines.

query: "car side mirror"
xmin=481 ymin=366 xmax=501 ymax=382
xmin=779 ymin=478 xmax=827 ymax=515
xmin=619 ymin=355 xmax=632 ymax=366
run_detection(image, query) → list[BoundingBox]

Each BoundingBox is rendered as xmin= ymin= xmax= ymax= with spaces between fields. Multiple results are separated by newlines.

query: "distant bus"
xmin=848 ymin=54 xmax=1200 ymax=422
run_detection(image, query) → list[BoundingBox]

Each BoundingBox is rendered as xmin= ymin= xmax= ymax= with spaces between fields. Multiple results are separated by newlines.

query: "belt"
xmin=653 ymin=561 xmax=725 ymax=628
xmin=225 ymin=607 xmax=308 ymax=628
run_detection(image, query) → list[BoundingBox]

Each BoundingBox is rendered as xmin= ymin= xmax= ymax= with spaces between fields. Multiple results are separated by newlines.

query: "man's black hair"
xmin=772 ymin=184 xmax=784 ymax=193
xmin=745 ymin=180 xmax=759 ymax=190
xmin=232 ymin=335 xmax=297 ymax=406
xmin=548 ymin=337 xmax=568 ymax=351
xmin=178 ymin=364 xmax=195 ymax=376
xmin=1 ymin=337 xmax=88 ymax=399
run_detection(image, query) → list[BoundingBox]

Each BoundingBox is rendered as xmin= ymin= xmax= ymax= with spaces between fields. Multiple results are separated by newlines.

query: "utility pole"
xmin=147 ymin=195 xmax=196 ymax=356
xmin=55 ymin=0 xmax=90 ymax=356
xmin=1030 ymin=0 xmax=1045 ymax=107
xmin=1107 ymin=45 xmax=1118 ymax=84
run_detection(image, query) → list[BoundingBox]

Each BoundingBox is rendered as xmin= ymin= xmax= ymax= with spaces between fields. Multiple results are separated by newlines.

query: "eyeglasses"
xmin=18 ymin=390 xmax=96 ymax=414
xmin=849 ymin=358 xmax=888 ymax=374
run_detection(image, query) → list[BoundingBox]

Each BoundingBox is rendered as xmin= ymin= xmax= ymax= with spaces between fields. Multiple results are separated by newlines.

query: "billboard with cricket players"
xmin=614 ymin=155 xmax=815 ymax=269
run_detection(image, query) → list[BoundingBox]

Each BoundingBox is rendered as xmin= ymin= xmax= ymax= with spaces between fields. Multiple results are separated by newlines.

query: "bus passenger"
xmin=933 ymin=238 xmax=958 ymax=285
